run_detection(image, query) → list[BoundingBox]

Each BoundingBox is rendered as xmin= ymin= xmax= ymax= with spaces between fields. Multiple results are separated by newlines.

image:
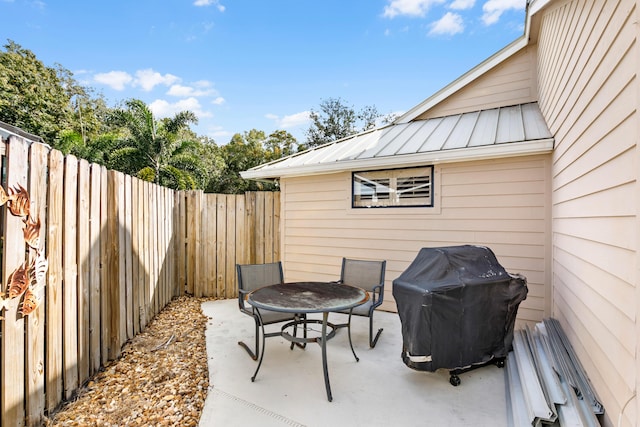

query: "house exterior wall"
xmin=415 ymin=46 xmax=538 ymax=119
xmin=279 ymin=154 xmax=552 ymax=326
xmin=535 ymin=0 xmax=638 ymax=425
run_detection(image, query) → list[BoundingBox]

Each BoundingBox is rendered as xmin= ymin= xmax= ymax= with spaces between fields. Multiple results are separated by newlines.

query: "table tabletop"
xmin=248 ymin=281 xmax=369 ymax=313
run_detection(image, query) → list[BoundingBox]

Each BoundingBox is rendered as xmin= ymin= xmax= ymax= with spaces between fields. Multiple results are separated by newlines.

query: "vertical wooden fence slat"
xmin=26 ymin=141 xmax=47 ymax=426
xmin=99 ymin=166 xmax=109 ymax=365
xmin=130 ymin=178 xmax=140 ymax=335
xmin=205 ymin=194 xmax=217 ymax=296
xmin=175 ymin=192 xmax=185 ymax=297
xmin=157 ymin=187 xmax=165 ymax=307
xmin=186 ymin=191 xmax=198 ymax=296
xmin=77 ymin=159 xmax=90 ymax=386
xmin=136 ymin=179 xmax=146 ymax=328
xmin=216 ymin=196 xmax=227 ymax=297
xmin=46 ymin=148 xmax=64 ymax=412
xmin=236 ymin=195 xmax=247 ymax=269
xmin=273 ymin=192 xmax=281 ymax=262
xmin=114 ymin=172 xmax=126 ymax=347
xmin=124 ymin=175 xmax=133 ymax=340
xmin=264 ymin=192 xmax=274 ymax=263
xmin=88 ymin=164 xmax=101 ymax=376
xmin=166 ymin=188 xmax=173 ymax=303
xmin=62 ymin=155 xmax=78 ymax=399
xmin=255 ymin=192 xmax=265 ymax=264
xmin=143 ymin=181 xmax=151 ymax=324
xmin=106 ymin=170 xmax=121 ymax=360
xmin=1 ymin=136 xmax=28 ymax=427
xmin=161 ymin=188 xmax=168 ymax=307
xmin=150 ymin=185 xmax=158 ymax=316
xmin=246 ymin=192 xmax=256 ymax=264
xmin=225 ymin=195 xmax=236 ymax=298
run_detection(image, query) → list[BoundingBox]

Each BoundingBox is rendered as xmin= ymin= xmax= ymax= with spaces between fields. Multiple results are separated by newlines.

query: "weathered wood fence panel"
xmin=0 ymin=134 xmax=280 ymax=426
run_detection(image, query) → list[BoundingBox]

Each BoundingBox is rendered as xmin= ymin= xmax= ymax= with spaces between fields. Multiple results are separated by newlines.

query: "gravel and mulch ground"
xmin=45 ymin=296 xmax=212 ymax=427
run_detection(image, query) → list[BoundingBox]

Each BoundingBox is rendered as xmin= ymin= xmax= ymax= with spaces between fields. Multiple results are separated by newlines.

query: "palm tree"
xmin=108 ymin=99 xmax=204 ymax=190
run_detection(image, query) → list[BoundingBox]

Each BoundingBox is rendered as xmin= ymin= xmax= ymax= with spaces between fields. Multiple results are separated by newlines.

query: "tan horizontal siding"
xmin=280 ymin=154 xmax=550 ymax=322
xmin=419 ymin=46 xmax=537 ymax=119
xmin=537 ymin=0 xmax=637 ymax=425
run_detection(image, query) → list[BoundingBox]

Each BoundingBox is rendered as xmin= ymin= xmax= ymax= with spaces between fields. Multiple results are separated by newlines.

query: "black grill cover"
xmin=392 ymin=245 xmax=527 ymax=372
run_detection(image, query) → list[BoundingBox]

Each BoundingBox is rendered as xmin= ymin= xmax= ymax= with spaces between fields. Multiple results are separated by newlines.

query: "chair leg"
xmin=347 ymin=310 xmax=359 ymax=362
xmin=237 ymin=317 xmax=260 ymax=360
xmin=369 ymin=314 xmax=383 ymax=348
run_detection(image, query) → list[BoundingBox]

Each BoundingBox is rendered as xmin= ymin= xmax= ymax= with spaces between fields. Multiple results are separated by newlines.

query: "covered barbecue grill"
xmin=392 ymin=245 xmax=527 ymax=385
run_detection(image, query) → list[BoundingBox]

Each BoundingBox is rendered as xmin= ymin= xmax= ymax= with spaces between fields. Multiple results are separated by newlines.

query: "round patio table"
xmin=248 ymin=281 xmax=369 ymax=402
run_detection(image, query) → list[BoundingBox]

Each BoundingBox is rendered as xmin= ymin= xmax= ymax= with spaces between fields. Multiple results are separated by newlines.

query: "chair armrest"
xmin=371 ymin=285 xmax=383 ymax=306
xmin=238 ymin=289 xmax=250 ymax=310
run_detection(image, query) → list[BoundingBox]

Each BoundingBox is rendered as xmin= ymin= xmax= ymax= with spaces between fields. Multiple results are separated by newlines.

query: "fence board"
xmin=225 ymin=195 xmax=236 ymax=298
xmin=26 ymin=141 xmax=47 ymax=426
xmin=264 ymin=192 xmax=274 ymax=263
xmin=1 ymin=136 xmax=28 ymax=426
xmin=142 ymin=181 xmax=150 ymax=325
xmin=175 ymin=192 xmax=186 ymax=296
xmin=77 ymin=159 xmax=90 ymax=386
xmin=216 ymin=196 xmax=227 ymax=297
xmin=205 ymin=194 xmax=217 ymax=296
xmin=131 ymin=178 xmax=140 ymax=335
xmin=46 ymin=148 xmax=64 ymax=411
xmin=255 ymin=192 xmax=265 ymax=263
xmin=186 ymin=192 xmax=199 ymax=296
xmin=62 ymin=155 xmax=78 ymax=399
xmin=274 ymin=192 xmax=281 ymax=262
xmin=246 ymin=192 xmax=256 ymax=264
xmin=99 ymin=166 xmax=109 ymax=366
xmin=106 ymin=170 xmax=121 ymax=360
xmin=150 ymin=185 xmax=158 ymax=316
xmin=89 ymin=164 xmax=101 ymax=376
xmin=116 ymin=172 xmax=126 ymax=347
xmin=124 ymin=175 xmax=133 ymax=340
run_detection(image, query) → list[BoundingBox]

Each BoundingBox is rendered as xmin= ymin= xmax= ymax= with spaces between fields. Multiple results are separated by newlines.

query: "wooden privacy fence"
xmin=0 ymin=134 xmax=281 ymax=426
xmin=175 ymin=190 xmax=281 ymax=299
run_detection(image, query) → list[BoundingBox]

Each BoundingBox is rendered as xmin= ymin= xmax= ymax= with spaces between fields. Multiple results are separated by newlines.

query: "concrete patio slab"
xmin=199 ymin=298 xmax=508 ymax=427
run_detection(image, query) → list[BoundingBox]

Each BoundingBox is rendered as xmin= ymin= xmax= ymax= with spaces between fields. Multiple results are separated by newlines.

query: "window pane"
xmin=352 ymin=166 xmax=433 ymax=208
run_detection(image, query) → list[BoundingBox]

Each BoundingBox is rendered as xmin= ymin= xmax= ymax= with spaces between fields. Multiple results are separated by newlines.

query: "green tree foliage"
xmin=0 ymin=40 xmax=114 ymax=152
xmin=304 ymin=97 xmax=382 ymax=149
xmin=107 ymin=99 xmax=208 ymax=190
xmin=0 ymin=40 xmax=74 ymax=144
xmin=209 ymin=129 xmax=300 ymax=194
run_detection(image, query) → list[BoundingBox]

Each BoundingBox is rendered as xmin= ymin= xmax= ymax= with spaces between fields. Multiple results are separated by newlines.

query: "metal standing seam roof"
xmin=241 ymin=102 xmax=554 ymax=180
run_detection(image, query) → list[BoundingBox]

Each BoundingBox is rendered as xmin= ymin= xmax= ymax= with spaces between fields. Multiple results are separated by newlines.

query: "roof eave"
xmin=241 ymin=138 xmax=554 ymax=180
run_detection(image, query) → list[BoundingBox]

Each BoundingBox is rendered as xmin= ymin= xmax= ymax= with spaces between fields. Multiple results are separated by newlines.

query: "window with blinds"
xmin=352 ymin=166 xmax=433 ymax=208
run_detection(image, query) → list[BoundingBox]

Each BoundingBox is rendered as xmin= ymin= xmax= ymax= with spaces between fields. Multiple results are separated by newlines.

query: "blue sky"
xmin=1 ymin=0 xmax=527 ymax=144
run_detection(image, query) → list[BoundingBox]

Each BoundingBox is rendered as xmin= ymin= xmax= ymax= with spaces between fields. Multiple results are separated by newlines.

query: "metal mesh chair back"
xmin=237 ymin=262 xmax=284 ymax=293
xmin=340 ymin=259 xmax=386 ymax=292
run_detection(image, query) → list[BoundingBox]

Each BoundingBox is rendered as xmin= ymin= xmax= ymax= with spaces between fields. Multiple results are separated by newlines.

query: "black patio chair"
xmin=332 ymin=258 xmax=386 ymax=348
xmin=237 ymin=261 xmax=306 ymax=360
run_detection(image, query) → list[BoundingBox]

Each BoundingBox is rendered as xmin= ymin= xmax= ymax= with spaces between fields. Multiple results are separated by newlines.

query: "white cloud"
xmin=149 ymin=97 xmax=212 ymax=120
xmin=449 ymin=0 xmax=475 ymax=9
xmin=481 ymin=0 xmax=525 ymax=25
xmin=383 ymin=0 xmax=445 ymax=18
xmin=211 ymin=97 xmax=225 ymax=105
xmin=134 ymin=69 xmax=180 ymax=92
xmin=268 ymin=111 xmax=311 ymax=129
xmin=193 ymin=0 xmax=225 ymax=12
xmin=429 ymin=12 xmax=464 ymax=35
xmin=93 ymin=71 xmax=133 ymax=91
xmin=167 ymin=83 xmax=217 ymax=97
